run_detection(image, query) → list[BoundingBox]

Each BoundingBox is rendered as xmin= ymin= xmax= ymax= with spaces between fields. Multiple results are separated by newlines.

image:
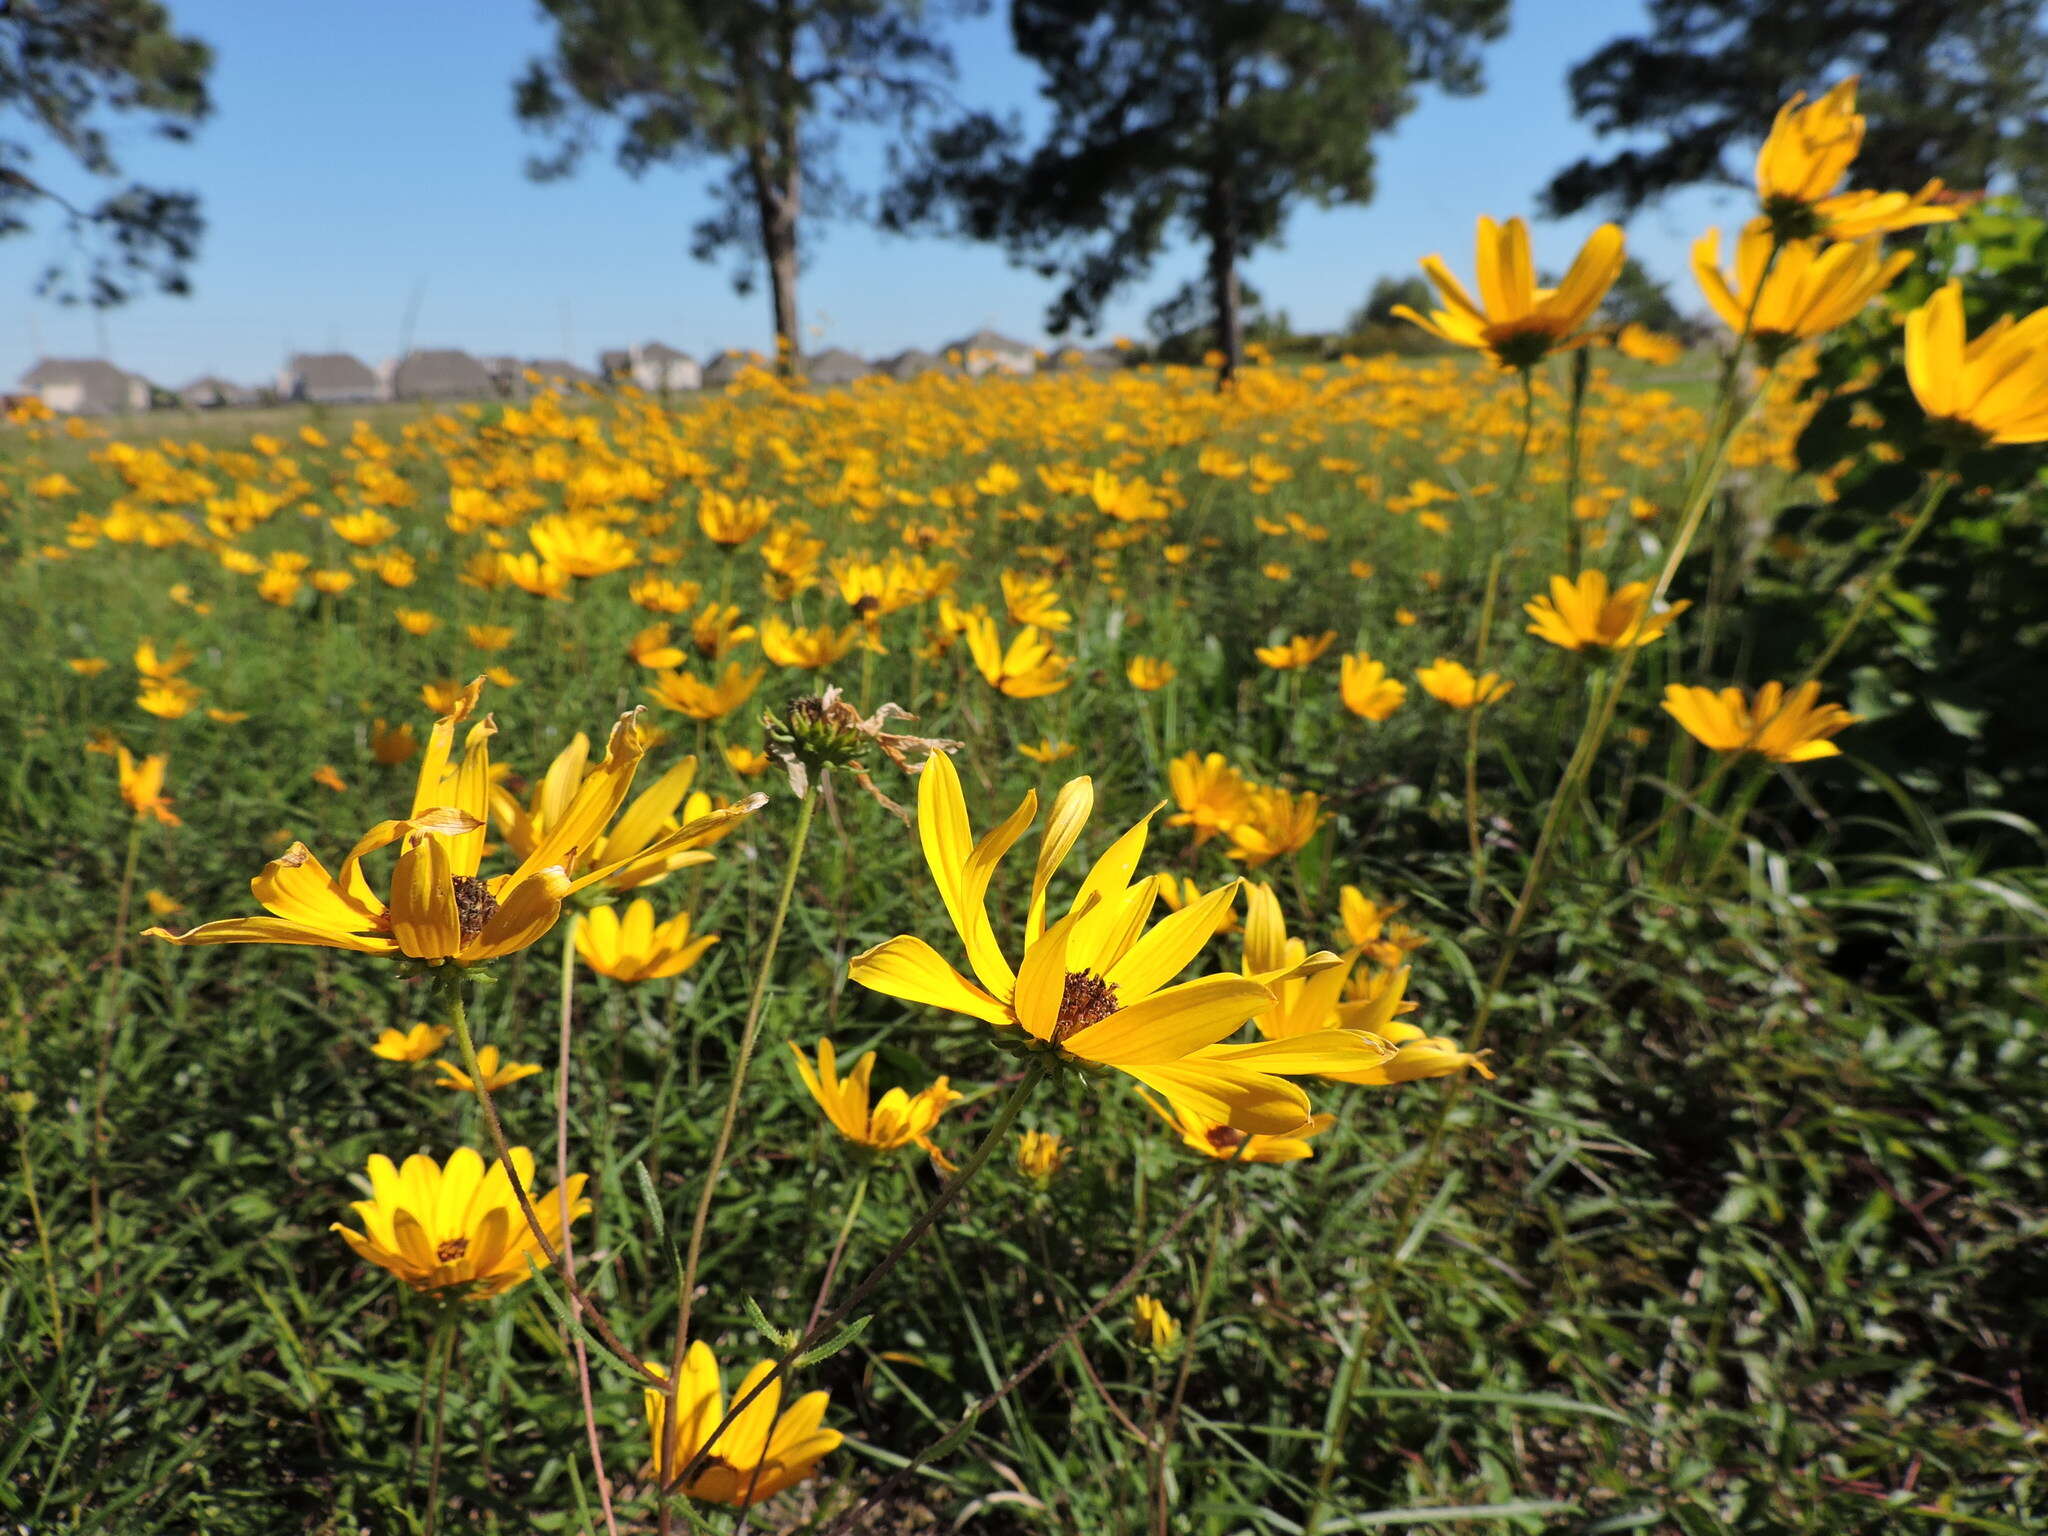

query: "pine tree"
xmin=885 ymin=0 xmax=1506 ymax=383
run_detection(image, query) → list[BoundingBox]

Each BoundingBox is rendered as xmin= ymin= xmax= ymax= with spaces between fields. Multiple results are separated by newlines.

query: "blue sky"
xmin=1 ymin=1 xmax=1752 ymax=388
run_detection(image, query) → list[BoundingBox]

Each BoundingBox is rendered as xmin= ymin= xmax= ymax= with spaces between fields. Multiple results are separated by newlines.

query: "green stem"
xmin=1560 ymin=348 xmax=1591 ymax=577
xmin=88 ymin=816 xmax=144 ymax=1299
xmin=670 ymin=1056 xmax=1052 ymax=1492
xmin=1803 ymin=470 xmax=1954 ymax=681
xmin=441 ymin=971 xmax=655 ymax=1380
xmin=14 ymin=1110 xmax=63 ymax=1352
xmin=421 ymin=1312 xmax=456 ymax=1536
xmin=804 ymin=1167 xmax=871 ymax=1338
xmin=1151 ymin=1186 xmax=1229 ymax=1536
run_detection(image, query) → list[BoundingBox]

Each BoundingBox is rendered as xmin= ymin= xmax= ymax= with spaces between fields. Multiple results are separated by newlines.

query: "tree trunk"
xmin=747 ymin=147 xmax=801 ymax=373
xmin=1207 ymin=54 xmax=1241 ymax=389
xmin=1209 ymin=193 xmax=1242 ymax=390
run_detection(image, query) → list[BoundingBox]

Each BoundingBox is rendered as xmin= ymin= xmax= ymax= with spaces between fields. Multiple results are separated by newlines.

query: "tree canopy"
xmin=884 ymin=0 xmax=1505 ymax=381
xmin=0 ymin=0 xmax=212 ymax=307
xmin=1544 ymin=0 xmax=2048 ymax=220
xmin=516 ymin=0 xmax=972 ymax=361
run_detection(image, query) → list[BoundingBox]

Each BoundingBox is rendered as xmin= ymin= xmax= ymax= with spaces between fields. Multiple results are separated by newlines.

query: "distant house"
xmin=19 ymin=358 xmax=152 ymax=415
xmin=384 ymin=349 xmax=494 ymax=401
xmin=883 ymin=348 xmax=961 ymax=381
xmin=281 ymin=352 xmax=383 ymax=404
xmin=1049 ymin=345 xmax=1123 ymax=372
xmin=629 ymin=341 xmax=701 ymax=393
xmin=479 ymin=355 xmax=526 ymax=397
xmin=701 ymin=349 xmax=768 ymax=389
xmin=525 ymin=358 xmax=599 ymax=390
xmin=598 ymin=348 xmax=634 ymax=383
xmin=803 ymin=348 xmax=871 ymax=387
xmin=180 ymin=376 xmax=256 ymax=409
xmin=944 ymin=328 xmax=1036 ymax=377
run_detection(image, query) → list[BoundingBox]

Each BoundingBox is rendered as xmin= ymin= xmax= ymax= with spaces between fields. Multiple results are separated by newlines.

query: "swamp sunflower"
xmin=847 ymin=754 xmax=1377 ymax=1133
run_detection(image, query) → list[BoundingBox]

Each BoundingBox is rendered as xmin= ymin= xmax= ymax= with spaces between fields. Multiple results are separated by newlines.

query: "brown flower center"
xmin=451 ymin=875 xmax=499 ymax=943
xmin=1052 ymin=969 xmax=1119 ymax=1046
xmin=436 ymin=1237 xmax=470 ymax=1263
xmin=1205 ymin=1125 xmax=1247 ymax=1153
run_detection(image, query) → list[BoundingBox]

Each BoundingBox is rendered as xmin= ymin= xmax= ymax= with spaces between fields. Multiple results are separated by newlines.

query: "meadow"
xmin=6 ymin=103 xmax=2048 ymax=1534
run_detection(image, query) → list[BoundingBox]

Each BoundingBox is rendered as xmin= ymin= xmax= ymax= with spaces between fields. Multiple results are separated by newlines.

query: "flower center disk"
xmin=1051 ymin=969 xmax=1118 ymax=1046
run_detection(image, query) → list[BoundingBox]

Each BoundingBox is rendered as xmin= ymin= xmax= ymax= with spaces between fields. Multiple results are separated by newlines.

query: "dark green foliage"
xmin=1600 ymin=255 xmax=1690 ymax=337
xmin=1750 ymin=200 xmax=2048 ymax=838
xmin=883 ymin=0 xmax=1506 ymax=378
xmin=0 ymin=0 xmax=212 ymax=306
xmin=515 ymin=0 xmax=972 ymax=355
xmin=1544 ymin=0 xmax=2048 ymax=218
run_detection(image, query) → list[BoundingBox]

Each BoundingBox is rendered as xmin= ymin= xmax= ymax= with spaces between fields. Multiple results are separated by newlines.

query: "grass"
xmin=2 ymin=355 xmax=2043 ymax=1534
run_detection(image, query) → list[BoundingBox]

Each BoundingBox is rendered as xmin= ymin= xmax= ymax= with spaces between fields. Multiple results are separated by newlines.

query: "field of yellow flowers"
xmin=6 ymin=80 xmax=2048 ymax=1536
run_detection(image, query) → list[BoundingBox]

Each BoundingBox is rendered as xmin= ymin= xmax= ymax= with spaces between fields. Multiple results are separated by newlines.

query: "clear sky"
xmin=1 ymin=0 xmax=1752 ymax=389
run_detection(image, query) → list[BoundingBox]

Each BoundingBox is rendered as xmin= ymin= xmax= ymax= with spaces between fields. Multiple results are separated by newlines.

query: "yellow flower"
xmin=1692 ymin=226 xmax=1912 ymax=355
xmin=1753 ymin=78 xmax=1959 ymax=241
xmin=433 ymin=1044 xmax=543 ymax=1092
xmin=1018 ymin=738 xmax=1077 ymax=765
xmin=1166 ymin=751 xmax=1251 ymax=846
xmin=1615 ymin=324 xmax=1685 ymax=365
xmin=847 ymin=753 xmax=1377 ymax=1133
xmin=370 ymin=1023 xmax=450 ymax=1062
xmin=575 ymin=899 xmax=719 ymax=983
xmin=528 ymin=513 xmax=636 ymax=577
xmin=697 ymin=488 xmax=775 ymax=546
xmin=206 ymin=706 xmax=249 ymax=724
xmin=466 ymin=624 xmax=516 ymax=652
xmin=144 ymin=888 xmax=183 ymax=916
xmin=627 ymin=621 xmax=687 ymax=669
xmin=1001 ymin=569 xmax=1072 ymax=630
xmin=421 ymin=678 xmax=469 ymax=714
xmin=1394 ymin=216 xmax=1626 ymax=370
xmin=330 ymin=509 xmax=398 ymax=547
xmin=1339 ymin=653 xmax=1406 ymax=721
xmin=371 ymin=720 xmax=419 ymax=764
xmin=1014 ymin=1128 xmax=1069 ymax=1184
xmin=647 ymin=662 xmax=766 ymax=721
xmin=1905 ymin=280 xmax=2048 ymax=446
xmin=1523 ymin=570 xmax=1687 ymax=651
xmin=1133 ymin=1294 xmax=1181 ymax=1353
xmin=499 ymin=552 xmax=573 ymax=600
xmin=68 ymin=656 xmax=110 ymax=675
xmin=761 ymin=616 xmax=862 ymax=670
xmin=313 ymin=764 xmax=348 ymax=792
xmin=1661 ymin=681 xmax=1858 ymax=763
xmin=1151 ymin=872 xmax=1240 ymax=938
xmin=1327 ymin=964 xmax=1492 ymax=1085
xmin=116 ymin=746 xmax=180 ymax=825
xmin=151 ymin=685 xmax=757 ymax=962
xmin=394 ymin=608 xmax=438 ymax=637
xmin=965 ymin=615 xmax=1072 ymax=698
xmin=133 ymin=638 xmax=193 ymax=680
xmin=331 ymin=1147 xmax=586 ymax=1300
xmin=691 ymin=603 xmax=757 ymax=659
xmin=1226 ymin=786 xmax=1325 ymax=867
xmin=311 ymin=569 xmax=354 ymax=596
xmin=1336 ymin=886 xmax=1430 ymax=969
xmin=630 ymin=574 xmax=703 ymax=614
xmin=1417 ymin=658 xmax=1512 ymax=709
xmin=137 ymin=678 xmax=202 ymax=719
xmin=1141 ymin=1089 xmax=1333 ymax=1164
xmin=790 ymin=1038 xmax=961 ymax=1160
xmin=494 ymin=737 xmax=743 ymax=894
xmin=1253 ymin=631 xmax=1336 ymax=671
xmin=724 ymin=743 xmax=771 ymax=777
xmin=645 ymin=1342 xmax=841 ymax=1506
xmin=1125 ymin=655 xmax=1176 ymax=691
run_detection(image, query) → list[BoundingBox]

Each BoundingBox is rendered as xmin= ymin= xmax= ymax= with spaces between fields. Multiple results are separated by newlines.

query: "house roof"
xmin=525 ymin=358 xmax=596 ymax=383
xmin=948 ymin=328 xmax=1032 ymax=354
xmin=20 ymin=357 xmax=132 ymax=391
xmin=638 ymin=341 xmax=693 ymax=362
xmin=884 ymin=348 xmax=960 ymax=378
xmin=804 ymin=348 xmax=871 ymax=384
xmin=288 ymin=352 xmax=378 ymax=388
xmin=389 ymin=349 xmax=493 ymax=396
